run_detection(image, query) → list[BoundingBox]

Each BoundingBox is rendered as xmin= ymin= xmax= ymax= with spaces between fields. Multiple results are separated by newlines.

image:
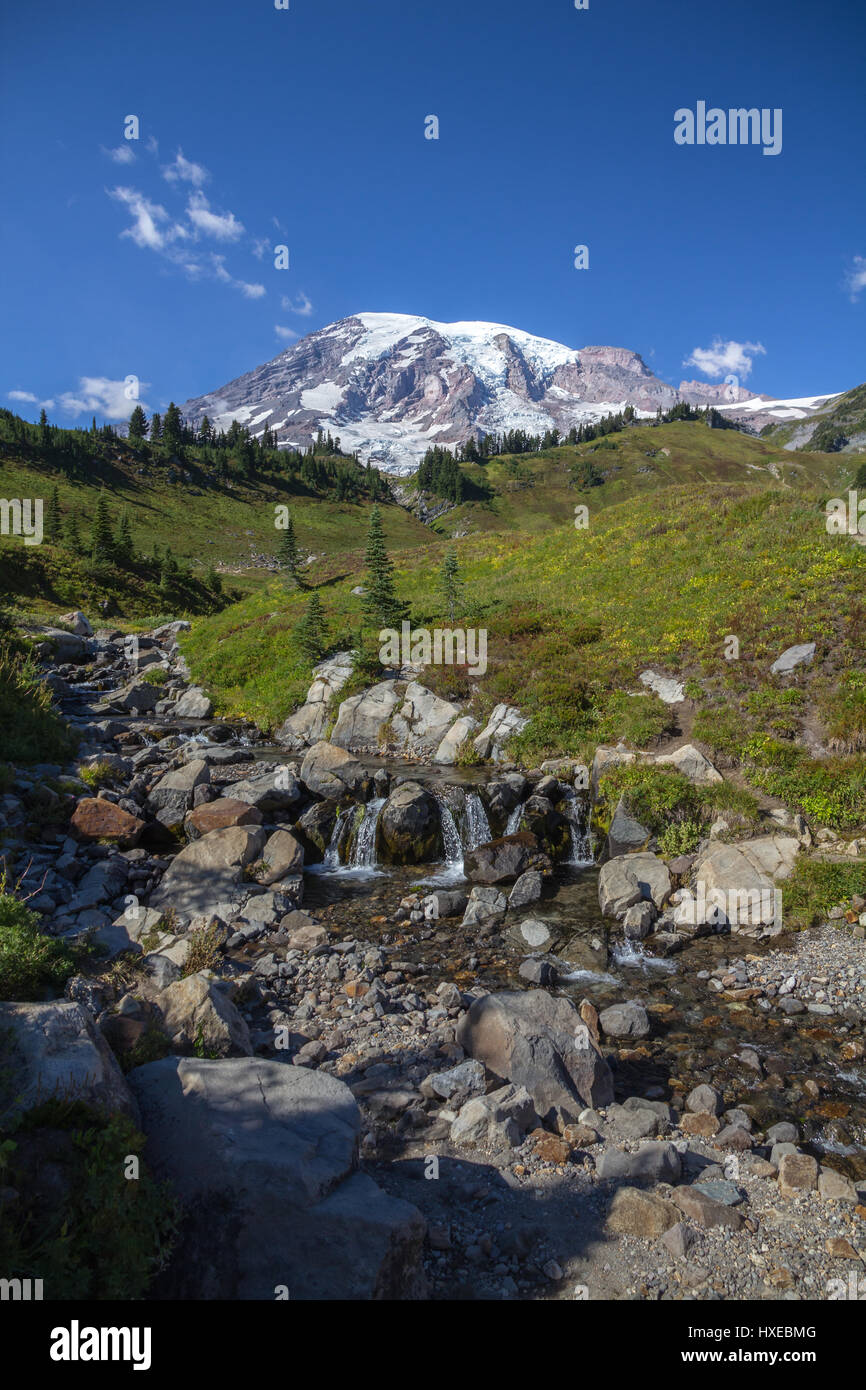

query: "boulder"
xmin=461 ymin=886 xmax=507 ymax=927
xmin=606 ymin=797 xmax=653 ymax=858
xmin=598 ymin=1000 xmax=650 ymax=1039
xmin=391 ymin=683 xmax=462 ymax=753
xmin=147 ymin=758 xmax=210 ymax=816
xmin=0 ymin=1000 xmax=138 ymax=1123
xmin=330 ymin=680 xmax=401 ymax=750
xmin=300 ymin=741 xmax=368 ymax=799
xmin=596 ymin=1141 xmax=682 ymax=1185
xmin=472 ymin=704 xmax=529 ymax=762
xmin=683 ymin=837 xmax=798 ymax=927
xmin=173 ymin=686 xmax=214 ymax=719
xmin=70 ymin=797 xmax=146 ymax=848
xmin=770 ymin=642 xmax=816 ymax=675
xmin=456 ymin=989 xmax=614 ymax=1123
xmin=110 ymin=680 xmax=160 ymax=713
xmin=509 ymin=869 xmax=543 ymax=909
xmin=450 ymin=1083 xmax=539 ymax=1150
xmin=155 ymin=973 xmax=252 ymax=1056
xmin=258 ymin=829 xmax=304 ymax=884
xmin=126 ymin=1057 xmax=427 ymax=1299
xmin=185 ymin=797 xmax=263 ymax=838
xmin=464 ymin=832 xmax=538 ymax=885
xmin=777 ymin=1152 xmax=818 ymax=1198
xmin=378 ymin=782 xmax=441 ymax=864
xmin=148 ymin=825 xmax=267 ymax=921
xmin=434 ymin=715 xmax=478 ymax=765
xmin=59 ymin=610 xmax=93 ymax=636
xmin=669 ymin=1186 xmax=743 ymax=1230
xmin=606 ymin=1187 xmax=678 ymax=1237
xmin=598 ymin=860 xmax=642 ymax=918
xmin=275 ymin=653 xmax=355 ymax=749
xmin=655 ymin=743 xmax=723 ymax=785
xmin=228 ymin=768 xmax=302 ymax=813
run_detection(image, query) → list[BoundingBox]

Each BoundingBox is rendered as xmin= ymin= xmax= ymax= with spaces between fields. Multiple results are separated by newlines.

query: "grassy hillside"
xmin=405 ymin=421 xmax=852 ymax=538
xmin=182 ymin=477 xmax=866 ymax=828
xmin=0 ymin=414 xmax=430 ymax=622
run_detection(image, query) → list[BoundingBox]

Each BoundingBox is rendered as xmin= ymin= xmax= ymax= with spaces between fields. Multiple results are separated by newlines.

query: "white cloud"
xmin=252 ymin=236 xmax=270 ymax=260
xmin=57 ymin=377 xmax=152 ymax=421
xmin=683 ymin=338 xmax=766 ymax=380
xmin=108 ymin=186 xmax=188 ymax=251
xmin=210 ymin=254 xmax=265 ymax=298
xmin=7 ymin=389 xmax=55 ymax=410
xmin=163 ymin=148 xmax=208 ymax=186
xmin=187 ymin=190 xmax=244 ymax=241
xmin=274 ymin=325 xmax=298 ymax=341
xmin=845 ymin=255 xmax=866 ymax=302
xmin=101 ymin=144 xmax=136 ymax=165
xmin=281 ymin=291 xmax=313 ymax=317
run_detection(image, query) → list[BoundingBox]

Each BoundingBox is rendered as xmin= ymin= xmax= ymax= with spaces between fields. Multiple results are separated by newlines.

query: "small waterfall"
xmin=351 ymin=797 xmax=385 ymax=868
xmin=504 ymin=800 xmax=526 ymax=835
xmin=464 ymin=792 xmax=492 ymax=850
xmin=438 ymin=802 xmax=464 ymax=869
xmin=323 ymin=807 xmax=355 ymax=868
xmin=561 ymin=790 xmax=593 ymax=867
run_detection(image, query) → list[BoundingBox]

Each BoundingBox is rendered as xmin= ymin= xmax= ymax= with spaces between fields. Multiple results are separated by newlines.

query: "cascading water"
xmin=322 ymin=807 xmax=355 ymax=869
xmin=464 ymin=792 xmax=492 ymax=850
xmin=561 ymin=790 xmax=593 ymax=867
xmin=504 ymin=800 xmax=526 ymax=835
xmin=351 ymin=797 xmax=386 ymax=868
xmin=438 ymin=802 xmax=464 ymax=869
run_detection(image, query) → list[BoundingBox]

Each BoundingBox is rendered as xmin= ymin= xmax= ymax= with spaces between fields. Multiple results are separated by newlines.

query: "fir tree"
xmin=440 ymin=546 xmax=463 ymax=624
xmin=66 ymin=512 xmax=82 ymax=554
xmin=277 ymin=512 xmax=305 ymax=589
xmin=46 ymin=486 xmax=63 ymax=545
xmin=296 ymin=591 xmax=327 ymax=662
xmin=91 ymin=495 xmax=114 ymax=564
xmin=362 ymin=506 xmax=408 ymax=629
xmin=128 ymin=405 xmax=148 ymax=439
xmin=115 ymin=510 xmax=134 ymax=564
xmin=149 ymin=411 xmax=162 ymax=443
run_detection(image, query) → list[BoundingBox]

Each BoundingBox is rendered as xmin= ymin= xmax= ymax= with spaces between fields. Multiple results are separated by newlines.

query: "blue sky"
xmin=1 ymin=0 xmax=864 ymax=425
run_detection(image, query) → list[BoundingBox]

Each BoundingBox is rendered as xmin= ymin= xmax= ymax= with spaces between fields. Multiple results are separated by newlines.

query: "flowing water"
xmin=505 ymin=800 xmax=525 ymax=835
xmin=464 ymin=791 xmax=492 ymax=850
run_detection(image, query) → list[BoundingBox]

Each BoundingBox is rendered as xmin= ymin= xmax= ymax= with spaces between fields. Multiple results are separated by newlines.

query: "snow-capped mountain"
xmin=181 ymin=312 xmax=839 ymax=474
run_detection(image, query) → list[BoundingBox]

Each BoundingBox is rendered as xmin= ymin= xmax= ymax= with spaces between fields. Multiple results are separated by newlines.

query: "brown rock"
xmin=563 ymin=1123 xmax=600 ymax=1147
xmin=606 ymin=1186 xmax=678 ymax=1237
xmin=777 ymin=1152 xmax=818 ymax=1199
xmin=186 ymin=797 xmax=263 ymax=837
xmin=71 ymin=797 xmax=146 ymax=847
xmin=826 ymin=1237 xmax=860 ymax=1259
xmin=529 ymin=1128 xmax=572 ymax=1164
xmin=681 ymin=1112 xmax=720 ymax=1138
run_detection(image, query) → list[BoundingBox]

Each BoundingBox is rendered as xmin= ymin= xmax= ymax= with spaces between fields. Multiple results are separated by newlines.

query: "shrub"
xmin=182 ymin=920 xmax=224 ymax=977
xmin=0 ymin=885 xmax=81 ymax=1000
xmin=77 ymin=760 xmax=117 ymax=791
xmin=782 ymin=859 xmax=866 ymax=929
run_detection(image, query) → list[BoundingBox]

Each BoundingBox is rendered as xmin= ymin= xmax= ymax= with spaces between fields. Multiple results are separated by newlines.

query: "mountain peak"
xmin=181 ymin=312 xmax=829 ymax=474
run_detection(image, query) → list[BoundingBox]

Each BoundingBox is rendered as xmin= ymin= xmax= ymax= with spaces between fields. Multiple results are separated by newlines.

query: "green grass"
xmin=0 ymin=886 xmax=82 ymax=1001
xmin=0 ymin=642 xmax=77 ymax=764
xmin=782 ymin=857 xmax=866 ymax=929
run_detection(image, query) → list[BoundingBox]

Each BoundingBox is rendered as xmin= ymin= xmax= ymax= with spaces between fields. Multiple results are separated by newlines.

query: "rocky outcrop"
xmin=390 ymin=683 xmax=462 ymax=754
xmin=154 ymin=973 xmax=252 ymax=1056
xmin=148 ymin=825 xmax=267 ymax=921
xmin=275 ymin=651 xmax=355 ymax=750
xmin=463 ymin=832 xmax=539 ymax=884
xmin=127 ymin=1056 xmax=427 ymax=1299
xmin=331 ymin=680 xmax=401 ymax=750
xmin=472 ymin=704 xmax=529 ymax=762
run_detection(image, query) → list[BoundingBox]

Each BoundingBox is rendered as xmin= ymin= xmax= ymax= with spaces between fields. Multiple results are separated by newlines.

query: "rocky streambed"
xmin=1 ymin=616 xmax=864 ymax=1301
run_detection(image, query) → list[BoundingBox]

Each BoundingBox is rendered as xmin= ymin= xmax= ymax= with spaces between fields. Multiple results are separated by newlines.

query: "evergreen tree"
xmin=91 ymin=495 xmax=114 ymax=564
xmin=296 ymin=591 xmax=327 ymax=662
xmin=128 ymin=405 xmax=148 ymax=439
xmin=440 ymin=547 xmax=463 ymax=624
xmin=38 ymin=408 xmax=50 ymax=450
xmin=362 ymin=506 xmax=408 ymax=629
xmin=150 ymin=411 xmax=162 ymax=443
xmin=46 ymin=486 xmax=63 ymax=545
xmin=66 ymin=512 xmax=82 ymax=554
xmin=115 ymin=510 xmax=134 ymax=564
xmin=162 ymin=402 xmax=183 ymax=448
xmin=277 ymin=512 xmax=305 ymax=589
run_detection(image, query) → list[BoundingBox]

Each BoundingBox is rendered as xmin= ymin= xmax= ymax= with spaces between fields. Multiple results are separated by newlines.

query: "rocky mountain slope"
xmin=181 ymin=313 xmax=843 ymax=474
